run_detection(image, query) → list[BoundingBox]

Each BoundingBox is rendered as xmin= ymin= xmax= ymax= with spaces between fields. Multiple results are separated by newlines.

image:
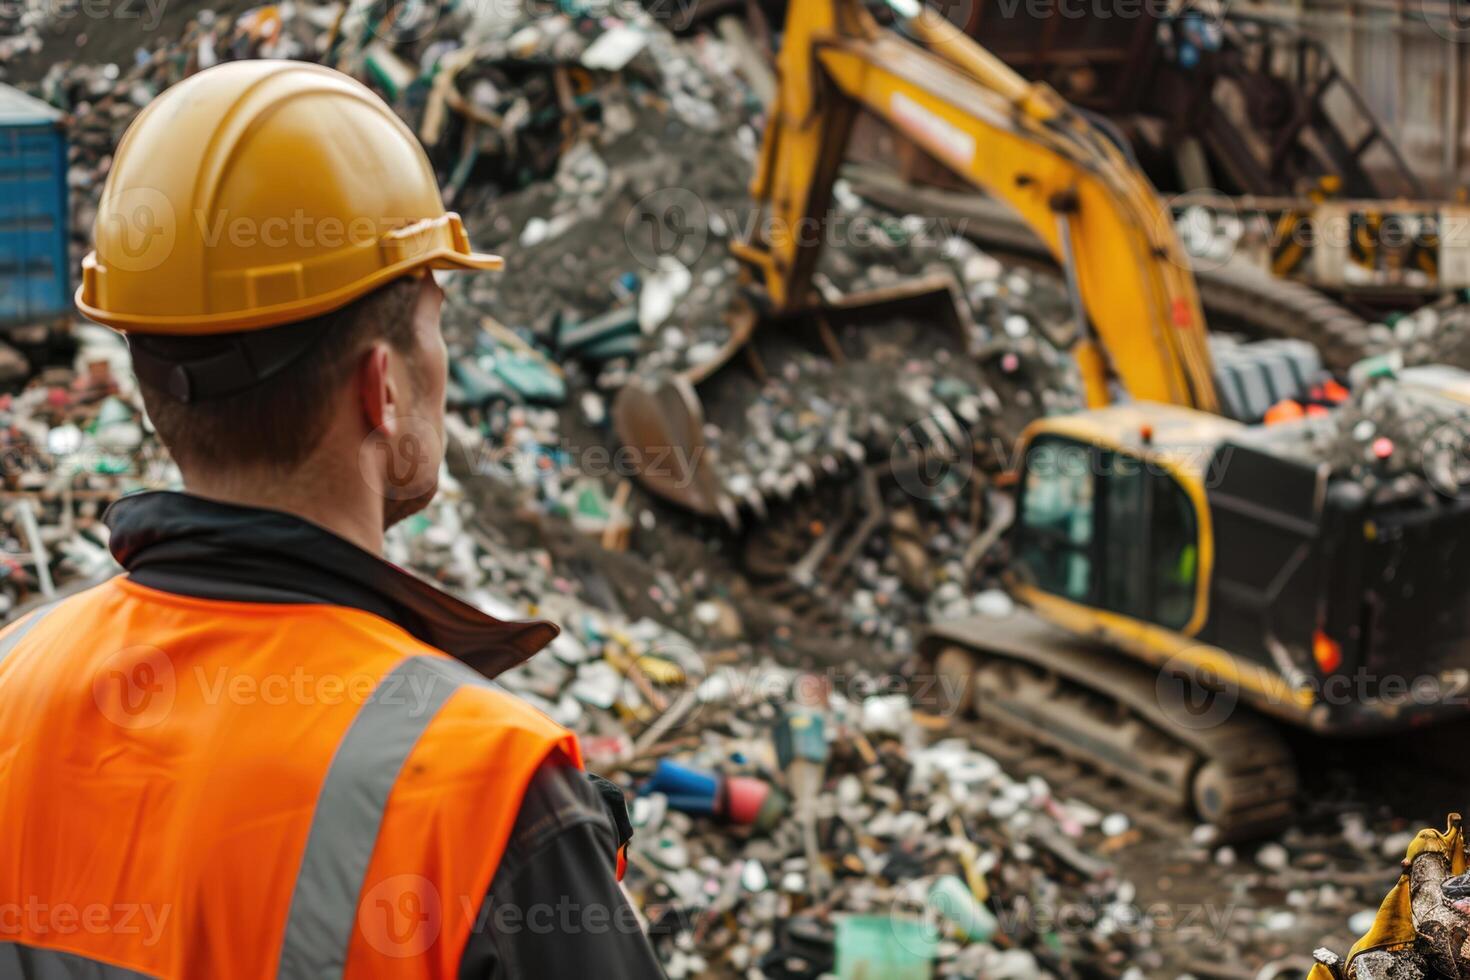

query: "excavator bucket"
xmin=612 ymin=274 xmax=993 ymax=528
xmin=611 ymin=372 xmax=724 ymax=520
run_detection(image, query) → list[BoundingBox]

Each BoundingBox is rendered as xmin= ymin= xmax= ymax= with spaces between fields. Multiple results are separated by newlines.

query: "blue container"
xmin=0 ymin=84 xmax=69 ymax=328
xmin=662 ymin=794 xmax=719 ymax=816
xmin=643 ymin=759 xmax=721 ymax=813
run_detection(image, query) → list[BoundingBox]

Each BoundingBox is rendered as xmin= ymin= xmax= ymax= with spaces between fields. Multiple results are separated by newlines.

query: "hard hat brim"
xmin=430 ymin=250 xmax=506 ymax=273
xmin=77 ymin=213 xmax=504 ymax=335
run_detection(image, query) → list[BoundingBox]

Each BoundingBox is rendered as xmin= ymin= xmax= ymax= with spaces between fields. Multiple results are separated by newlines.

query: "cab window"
xmin=1102 ymin=456 xmax=1147 ymax=615
xmin=1150 ymin=471 xmax=1198 ymax=630
xmin=1016 ymin=438 xmax=1095 ymax=603
xmin=1017 ymin=437 xmax=1199 ymax=630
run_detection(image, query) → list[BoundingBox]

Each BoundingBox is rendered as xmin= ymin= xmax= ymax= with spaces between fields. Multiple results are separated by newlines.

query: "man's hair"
xmin=138 ymin=276 xmax=421 ymax=473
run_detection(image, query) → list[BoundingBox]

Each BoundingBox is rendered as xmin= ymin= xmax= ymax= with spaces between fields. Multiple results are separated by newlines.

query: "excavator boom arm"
xmin=736 ymin=0 xmax=1219 ymax=412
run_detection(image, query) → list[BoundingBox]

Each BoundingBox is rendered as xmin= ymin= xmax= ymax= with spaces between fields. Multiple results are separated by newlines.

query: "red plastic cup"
xmin=724 ymin=775 xmax=772 ymax=825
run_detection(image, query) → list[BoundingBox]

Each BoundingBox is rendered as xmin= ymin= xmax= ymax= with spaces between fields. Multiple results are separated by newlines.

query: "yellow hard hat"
xmin=76 ymin=60 xmax=502 ymax=335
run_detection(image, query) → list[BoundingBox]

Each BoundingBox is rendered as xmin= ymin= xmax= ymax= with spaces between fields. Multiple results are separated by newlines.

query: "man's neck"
xmin=182 ymin=464 xmax=385 ymax=554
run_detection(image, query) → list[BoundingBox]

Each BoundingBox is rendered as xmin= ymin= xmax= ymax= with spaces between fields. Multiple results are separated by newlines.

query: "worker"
xmin=0 ymin=61 xmax=664 ymax=979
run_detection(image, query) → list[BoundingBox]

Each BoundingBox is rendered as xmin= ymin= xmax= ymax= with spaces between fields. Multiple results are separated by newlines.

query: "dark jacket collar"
xmin=104 ymin=490 xmax=557 ymax=679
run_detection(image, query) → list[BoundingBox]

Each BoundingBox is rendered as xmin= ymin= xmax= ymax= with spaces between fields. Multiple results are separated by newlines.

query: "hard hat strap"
xmin=128 ymin=318 xmax=332 ymax=404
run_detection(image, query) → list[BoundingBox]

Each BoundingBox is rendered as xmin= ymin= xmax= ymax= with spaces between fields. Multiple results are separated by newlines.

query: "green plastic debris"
xmin=834 ymin=916 xmax=935 ymax=980
xmin=774 ymin=708 xmax=828 ymax=768
xmin=557 ymin=305 xmax=640 ymax=363
xmin=927 ymin=875 xmax=997 ymax=943
xmin=402 ymin=513 xmax=434 ymax=537
xmin=451 ymin=357 xmax=512 ymax=407
xmin=482 ymin=319 xmax=566 ymax=405
xmin=452 ymin=319 xmax=567 ymax=407
xmin=578 ymin=333 xmax=642 ymax=362
xmin=362 ymin=42 xmax=416 ymax=100
xmin=92 ymin=456 xmax=133 ymax=476
xmin=570 ymin=478 xmax=613 ymax=533
xmin=490 ymin=353 xmax=566 ymax=405
xmin=1348 ymin=352 xmax=1402 ymax=386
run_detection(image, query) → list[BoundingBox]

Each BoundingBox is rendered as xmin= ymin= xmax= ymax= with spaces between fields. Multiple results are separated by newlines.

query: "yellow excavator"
xmin=736 ymin=0 xmax=1217 ymax=413
xmin=614 ymin=0 xmax=1470 ymax=839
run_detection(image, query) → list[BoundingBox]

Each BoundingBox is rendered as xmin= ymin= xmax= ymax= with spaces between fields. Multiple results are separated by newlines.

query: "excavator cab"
xmin=966 ymin=393 xmax=1470 ymax=837
xmin=1010 ymin=404 xmax=1235 ymax=644
xmin=1015 ymin=434 xmax=1200 ymax=632
xmin=1007 ymin=395 xmax=1470 ymax=740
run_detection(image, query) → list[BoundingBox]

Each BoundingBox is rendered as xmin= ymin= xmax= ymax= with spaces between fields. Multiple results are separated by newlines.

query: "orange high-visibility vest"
xmin=0 ymin=576 xmax=581 ymax=979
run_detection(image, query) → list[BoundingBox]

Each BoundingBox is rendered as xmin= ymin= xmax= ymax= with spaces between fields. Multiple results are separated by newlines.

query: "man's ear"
xmin=357 ymin=341 xmax=397 ymax=434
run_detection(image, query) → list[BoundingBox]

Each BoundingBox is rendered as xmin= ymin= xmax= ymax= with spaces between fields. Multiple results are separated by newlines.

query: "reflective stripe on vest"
xmin=0 ymin=578 xmax=580 ymax=979
xmin=0 ymin=940 xmax=157 ymax=979
xmin=278 ymin=655 xmax=490 ymax=979
xmin=0 ymin=604 xmax=57 ymax=667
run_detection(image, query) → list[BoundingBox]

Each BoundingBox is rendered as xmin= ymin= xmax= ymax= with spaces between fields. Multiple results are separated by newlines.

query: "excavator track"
xmin=920 ymin=610 xmax=1299 ymax=842
xmin=951 ymin=715 xmax=1194 ymax=840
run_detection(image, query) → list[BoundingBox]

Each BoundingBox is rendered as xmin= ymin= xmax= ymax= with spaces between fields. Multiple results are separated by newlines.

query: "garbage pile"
xmin=396 ymin=461 xmax=1433 ymax=979
xmin=1367 ymin=297 xmax=1470 ymax=371
xmin=0 ymin=325 xmax=169 ymax=615
xmin=442 ymin=22 xmax=1082 ymax=395
xmin=24 ymin=0 xmax=1085 ymax=533
xmin=372 ymin=1 xmax=1086 ymax=667
xmin=389 ymin=477 xmax=1166 ymax=979
xmin=1244 ymin=366 xmax=1470 ymax=500
xmin=448 ymin=95 xmax=756 ymax=378
xmin=0 ymin=2 xmax=42 ymax=69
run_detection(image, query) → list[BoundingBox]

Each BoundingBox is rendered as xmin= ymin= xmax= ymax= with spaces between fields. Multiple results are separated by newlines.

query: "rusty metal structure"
xmin=857 ymin=0 xmax=1423 ymax=199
